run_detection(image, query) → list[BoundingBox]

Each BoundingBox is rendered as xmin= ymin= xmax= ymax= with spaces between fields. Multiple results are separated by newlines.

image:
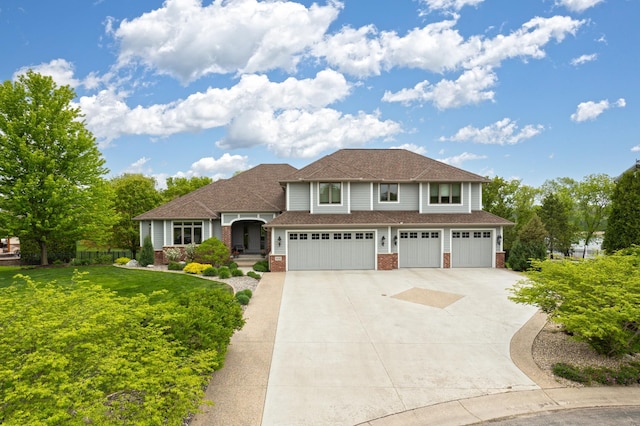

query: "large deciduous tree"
xmin=110 ymin=174 xmax=162 ymax=259
xmin=573 ymin=174 xmax=614 ymax=257
xmin=162 ymin=176 xmax=212 ymax=202
xmin=602 ymin=166 xmax=640 ymax=253
xmin=0 ymin=71 xmax=115 ymax=265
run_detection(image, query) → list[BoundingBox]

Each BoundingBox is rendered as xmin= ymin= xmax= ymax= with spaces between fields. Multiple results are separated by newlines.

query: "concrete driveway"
xmin=262 ymin=269 xmax=540 ymax=426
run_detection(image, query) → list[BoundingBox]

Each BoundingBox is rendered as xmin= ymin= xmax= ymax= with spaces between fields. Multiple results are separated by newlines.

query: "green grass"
xmin=0 ymin=265 xmax=232 ymax=300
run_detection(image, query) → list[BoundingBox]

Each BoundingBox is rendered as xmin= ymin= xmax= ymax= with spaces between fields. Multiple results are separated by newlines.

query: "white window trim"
xmin=378 ymin=182 xmax=400 ymax=203
xmin=317 ymin=182 xmax=344 ymax=206
xmin=427 ymin=182 xmax=464 ymax=206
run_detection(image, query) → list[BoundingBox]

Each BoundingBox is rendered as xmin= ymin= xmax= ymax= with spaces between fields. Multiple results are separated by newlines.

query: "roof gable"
xmin=135 ymin=163 xmax=296 ymax=220
xmin=282 ymin=149 xmax=489 ymax=183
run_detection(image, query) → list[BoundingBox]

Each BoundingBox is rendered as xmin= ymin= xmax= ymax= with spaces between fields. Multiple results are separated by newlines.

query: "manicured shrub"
xmin=217 ymin=268 xmax=231 ymax=279
xmin=95 ymin=254 xmax=114 ymax=265
xmin=235 ymin=293 xmax=250 ymax=305
xmin=183 ymin=262 xmax=212 ymax=275
xmin=184 ymin=243 xmax=197 ymax=263
xmin=115 ymin=257 xmax=130 ymax=265
xmin=231 ymin=268 xmax=244 ymax=277
xmin=167 ymin=261 xmax=184 ymax=271
xmin=253 ymin=260 xmax=269 ymax=272
xmin=194 ymin=238 xmax=230 ymax=267
xmin=163 ymin=247 xmax=182 ymax=262
xmin=227 ymin=261 xmax=238 ymax=269
xmin=247 ymin=271 xmax=261 ymax=280
xmin=237 ymin=289 xmax=253 ymax=299
xmin=138 ymin=235 xmax=155 ymax=267
xmin=203 ymin=267 xmax=218 ymax=277
xmin=553 ymin=362 xmax=640 ymax=386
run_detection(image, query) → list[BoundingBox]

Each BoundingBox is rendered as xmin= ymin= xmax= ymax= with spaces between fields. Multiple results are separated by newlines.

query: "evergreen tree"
xmin=539 ymin=193 xmax=574 ymax=257
xmin=602 ymin=166 xmax=640 ymax=253
xmin=139 ymin=235 xmax=155 ymax=267
xmin=508 ymin=213 xmax=548 ymax=271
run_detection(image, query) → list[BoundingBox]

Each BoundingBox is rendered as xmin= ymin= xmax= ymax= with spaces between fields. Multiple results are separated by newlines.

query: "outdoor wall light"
xmin=497 ymin=235 xmax=502 ymax=246
xmin=393 ymin=235 xmax=398 ymax=246
xmin=277 ymin=236 xmax=282 ymax=247
xmin=381 ymin=236 xmax=386 ymax=246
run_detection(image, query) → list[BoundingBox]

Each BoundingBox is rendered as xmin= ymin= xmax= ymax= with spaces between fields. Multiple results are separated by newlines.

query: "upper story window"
xmin=319 ymin=182 xmax=341 ymax=204
xmin=430 ymin=183 xmax=461 ymax=204
xmin=173 ymin=221 xmax=202 ymax=245
xmin=379 ymin=183 xmax=398 ymax=202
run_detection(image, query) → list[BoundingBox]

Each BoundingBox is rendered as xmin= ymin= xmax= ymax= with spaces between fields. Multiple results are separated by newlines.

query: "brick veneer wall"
xmin=377 ymin=253 xmax=398 ymax=270
xmin=443 ymin=252 xmax=451 ymax=268
xmin=269 ymin=254 xmax=286 ymax=272
xmin=496 ymin=252 xmax=506 ymax=268
xmin=222 ymin=225 xmax=232 ymax=251
xmin=154 ymin=250 xmax=164 ymax=265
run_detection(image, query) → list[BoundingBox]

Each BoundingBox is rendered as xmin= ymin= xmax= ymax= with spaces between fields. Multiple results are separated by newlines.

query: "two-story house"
xmin=135 ymin=149 xmax=512 ymax=270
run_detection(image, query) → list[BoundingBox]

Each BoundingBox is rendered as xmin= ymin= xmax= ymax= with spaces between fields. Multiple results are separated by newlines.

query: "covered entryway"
xmin=451 ymin=230 xmax=493 ymax=267
xmin=398 ymin=230 xmax=441 ymax=268
xmin=288 ymin=231 xmax=375 ymax=270
xmin=231 ymin=220 xmax=266 ymax=254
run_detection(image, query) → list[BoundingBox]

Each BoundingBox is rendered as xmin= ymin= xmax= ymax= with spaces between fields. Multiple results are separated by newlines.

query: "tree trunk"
xmin=40 ymin=241 xmax=48 ymax=266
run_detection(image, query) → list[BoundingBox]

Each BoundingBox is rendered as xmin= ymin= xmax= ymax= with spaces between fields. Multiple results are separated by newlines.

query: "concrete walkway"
xmin=190 ymin=271 xmax=640 ymax=425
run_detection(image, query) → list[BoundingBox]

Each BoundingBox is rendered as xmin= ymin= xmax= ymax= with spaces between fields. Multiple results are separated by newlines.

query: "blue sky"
xmin=1 ymin=0 xmax=638 ymax=188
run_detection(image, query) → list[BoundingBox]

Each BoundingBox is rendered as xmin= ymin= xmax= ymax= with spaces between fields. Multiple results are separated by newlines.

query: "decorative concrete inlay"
xmin=391 ymin=287 xmax=464 ymax=309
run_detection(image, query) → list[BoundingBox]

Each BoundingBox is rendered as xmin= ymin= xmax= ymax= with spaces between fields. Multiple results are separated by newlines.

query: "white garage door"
xmin=451 ymin=230 xmax=493 ymax=267
xmin=399 ymin=231 xmax=441 ymax=268
xmin=288 ymin=231 xmax=376 ymax=270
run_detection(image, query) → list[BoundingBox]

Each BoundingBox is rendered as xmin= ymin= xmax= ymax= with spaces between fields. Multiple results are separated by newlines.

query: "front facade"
xmin=264 ymin=149 xmax=510 ymax=271
xmin=135 ymin=149 xmax=511 ymax=270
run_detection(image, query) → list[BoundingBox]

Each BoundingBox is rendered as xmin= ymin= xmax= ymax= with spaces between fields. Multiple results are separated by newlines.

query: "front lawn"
xmin=0 ymin=265 xmax=231 ymax=300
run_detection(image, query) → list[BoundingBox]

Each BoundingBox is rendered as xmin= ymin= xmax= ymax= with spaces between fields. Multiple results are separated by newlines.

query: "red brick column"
xmin=377 ymin=253 xmax=398 ymax=270
xmin=222 ymin=225 xmax=232 ymax=251
xmin=443 ymin=252 xmax=451 ymax=268
xmin=496 ymin=252 xmax=506 ymax=268
xmin=269 ymin=254 xmax=286 ymax=272
xmin=265 ymin=228 xmax=272 ymax=253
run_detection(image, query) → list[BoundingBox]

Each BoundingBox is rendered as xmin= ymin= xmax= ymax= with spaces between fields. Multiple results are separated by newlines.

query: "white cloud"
xmin=112 ymin=0 xmax=341 ymax=82
xmin=126 ymin=156 xmax=152 ymax=174
xmin=390 ymin=143 xmax=427 ymax=155
xmin=78 ymin=69 xmax=356 ymax=146
xmin=13 ymin=59 xmax=81 ymax=88
xmin=556 ymin=0 xmax=604 ymax=13
xmin=217 ymin=108 xmax=402 ymax=158
xmin=631 ymin=145 xmax=640 ymax=152
xmin=570 ymin=98 xmax=626 ymax=122
xmin=181 ymin=153 xmax=250 ymax=180
xmin=418 ymin=0 xmax=484 ymax=13
xmin=570 ymin=53 xmax=597 ymax=66
xmin=382 ymin=67 xmax=496 ymax=109
xmin=440 ymin=118 xmax=544 ymax=144
xmin=437 ymin=151 xmax=487 ymax=167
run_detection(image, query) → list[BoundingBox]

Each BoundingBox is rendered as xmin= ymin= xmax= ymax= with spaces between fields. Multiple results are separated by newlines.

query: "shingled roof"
xmin=265 ymin=210 xmax=513 ymax=228
xmin=281 ymin=149 xmax=490 ymax=183
xmin=134 ymin=164 xmax=297 ymax=220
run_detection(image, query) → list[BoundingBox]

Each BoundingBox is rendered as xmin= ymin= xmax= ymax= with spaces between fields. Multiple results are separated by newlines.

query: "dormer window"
xmin=319 ymin=182 xmax=341 ymax=204
xmin=379 ymin=183 xmax=398 ymax=202
xmin=430 ymin=183 xmax=461 ymax=204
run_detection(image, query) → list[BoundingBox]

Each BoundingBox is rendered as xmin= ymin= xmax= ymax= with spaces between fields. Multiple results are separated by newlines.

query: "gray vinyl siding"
xmin=211 ymin=219 xmax=222 ymax=239
xmin=288 ymin=182 xmax=310 ymax=211
xmin=272 ymin=228 xmax=287 ymax=255
xmin=152 ymin=220 xmax=164 ymax=250
xmin=470 ymin=183 xmax=482 ymax=210
xmin=421 ymin=182 xmax=472 ymax=213
xmin=350 ymin=182 xmax=371 ymax=211
xmin=374 ymin=183 xmax=419 ymax=211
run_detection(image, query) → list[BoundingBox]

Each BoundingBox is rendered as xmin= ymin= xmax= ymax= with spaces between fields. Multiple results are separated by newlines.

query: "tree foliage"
xmin=0 ymin=271 xmax=244 ymax=425
xmin=0 ymin=71 xmax=115 ymax=265
xmin=111 ymin=174 xmax=162 ymax=258
xmin=539 ymin=192 xmax=574 ymax=257
xmin=162 ymin=176 xmax=212 ymax=202
xmin=194 ymin=238 xmax=230 ymax=267
xmin=510 ymin=247 xmax=640 ymax=357
xmin=603 ymin=167 xmax=640 ymax=253
xmin=507 ymin=213 xmax=548 ymax=271
xmin=138 ymin=234 xmax=155 ymax=267
xmin=483 ymin=177 xmax=538 ymax=250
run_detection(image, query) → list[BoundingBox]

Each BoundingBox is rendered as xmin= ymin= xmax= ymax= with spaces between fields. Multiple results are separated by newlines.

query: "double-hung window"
xmin=379 ymin=183 xmax=398 ymax=202
xmin=429 ymin=183 xmax=461 ymax=204
xmin=319 ymin=182 xmax=341 ymax=204
xmin=173 ymin=221 xmax=203 ymax=245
